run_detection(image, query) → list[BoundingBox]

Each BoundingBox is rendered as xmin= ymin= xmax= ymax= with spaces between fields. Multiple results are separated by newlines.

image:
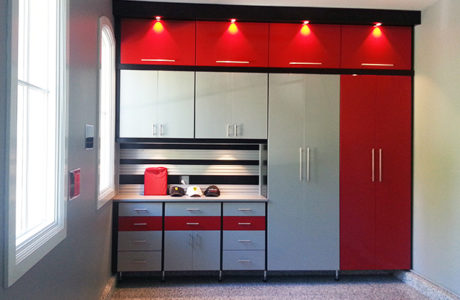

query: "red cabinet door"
xmin=340 ymin=75 xmax=377 ymax=270
xmin=120 ymin=18 xmax=196 ymax=66
xmin=269 ymin=23 xmax=341 ymax=68
xmin=374 ymin=76 xmax=412 ymax=269
xmin=196 ymin=21 xmax=269 ymax=67
xmin=341 ymin=25 xmax=412 ymax=70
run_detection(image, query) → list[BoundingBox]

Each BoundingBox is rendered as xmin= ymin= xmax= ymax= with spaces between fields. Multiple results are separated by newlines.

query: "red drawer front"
xmin=118 ymin=216 xmax=162 ymax=231
xmin=269 ymin=23 xmax=341 ymax=68
xmin=164 ymin=216 xmax=221 ymax=231
xmin=223 ymin=216 xmax=266 ymax=231
xmin=120 ymin=19 xmax=196 ymax=66
xmin=341 ymin=25 xmax=412 ymax=70
xmin=196 ymin=21 xmax=269 ymax=67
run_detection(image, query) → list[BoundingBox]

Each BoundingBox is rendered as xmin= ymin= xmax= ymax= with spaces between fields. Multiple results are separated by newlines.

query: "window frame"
xmin=5 ymin=0 xmax=68 ymax=287
xmin=96 ymin=16 xmax=117 ymax=210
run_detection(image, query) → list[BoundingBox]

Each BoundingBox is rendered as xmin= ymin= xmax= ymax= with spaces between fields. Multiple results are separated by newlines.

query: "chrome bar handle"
xmin=133 ymin=223 xmax=147 ymax=226
xmin=152 ymin=124 xmax=157 ymax=136
xmin=186 ymin=223 xmax=200 ymax=226
xmin=237 ymin=208 xmax=252 ymax=211
xmin=160 ymin=124 xmax=164 ymax=136
xmin=233 ymin=124 xmax=238 ymax=137
xmin=238 ymin=260 xmax=251 ymax=263
xmin=306 ymin=147 xmax=311 ymax=182
xmin=238 ymin=223 xmax=252 ymax=226
xmin=299 ymin=147 xmax=303 ymax=181
xmin=238 ymin=240 xmax=252 ymax=243
xmin=379 ymin=148 xmax=383 ymax=182
xmin=226 ymin=124 xmax=231 ymax=137
xmin=371 ymin=148 xmax=375 ymax=182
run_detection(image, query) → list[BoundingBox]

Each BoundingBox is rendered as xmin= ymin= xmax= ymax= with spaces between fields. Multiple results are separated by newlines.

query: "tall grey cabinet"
xmin=267 ymin=74 xmax=340 ymax=271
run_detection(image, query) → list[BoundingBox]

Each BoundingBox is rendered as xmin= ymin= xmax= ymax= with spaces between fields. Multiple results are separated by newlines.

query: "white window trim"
xmin=96 ymin=16 xmax=116 ymax=210
xmin=5 ymin=0 xmax=69 ymax=287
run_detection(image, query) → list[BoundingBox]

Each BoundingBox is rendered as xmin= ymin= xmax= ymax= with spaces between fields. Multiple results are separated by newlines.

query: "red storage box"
xmin=144 ymin=167 xmax=168 ymax=195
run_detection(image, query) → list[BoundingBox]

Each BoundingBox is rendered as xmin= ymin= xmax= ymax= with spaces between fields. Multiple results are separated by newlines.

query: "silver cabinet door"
xmin=267 ymin=74 xmax=340 ymax=270
xmin=164 ymin=231 xmax=193 ymax=271
xmin=119 ymin=70 xmax=157 ymax=137
xmin=157 ymin=71 xmax=195 ymax=138
xmin=195 ymin=72 xmax=268 ymax=139
xmin=193 ymin=231 xmax=220 ymax=270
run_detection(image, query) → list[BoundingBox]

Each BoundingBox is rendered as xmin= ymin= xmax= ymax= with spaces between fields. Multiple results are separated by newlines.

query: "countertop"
xmin=113 ymin=193 xmax=268 ymax=203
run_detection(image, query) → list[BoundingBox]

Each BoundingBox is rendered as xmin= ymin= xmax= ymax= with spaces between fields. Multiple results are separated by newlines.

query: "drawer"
xmin=223 ymin=203 xmax=265 ymax=216
xmin=165 ymin=203 xmax=220 ymax=216
xmin=164 ymin=216 xmax=221 ymax=231
xmin=119 ymin=203 xmax=162 ymax=217
xmin=118 ymin=231 xmax=162 ymax=251
xmin=117 ymin=251 xmax=161 ymax=272
xmin=118 ymin=216 xmax=162 ymax=231
xmin=223 ymin=250 xmax=265 ymax=270
xmin=223 ymin=231 xmax=265 ymax=250
xmin=223 ymin=216 xmax=265 ymax=230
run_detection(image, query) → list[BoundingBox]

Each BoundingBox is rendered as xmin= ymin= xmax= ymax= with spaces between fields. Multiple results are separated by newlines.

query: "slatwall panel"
xmin=119 ymin=143 xmax=264 ymax=195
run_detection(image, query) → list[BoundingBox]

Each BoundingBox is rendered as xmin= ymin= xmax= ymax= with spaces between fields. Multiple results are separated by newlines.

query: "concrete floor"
xmin=111 ymin=274 xmax=429 ymax=299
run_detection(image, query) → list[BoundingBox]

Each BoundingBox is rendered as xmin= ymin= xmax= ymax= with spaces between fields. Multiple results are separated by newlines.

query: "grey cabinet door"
xmin=164 ymin=231 xmax=193 ymax=271
xmin=157 ymin=71 xmax=195 ymax=138
xmin=267 ymin=74 xmax=340 ymax=270
xmin=195 ymin=72 xmax=267 ymax=139
xmin=193 ymin=231 xmax=220 ymax=270
xmin=119 ymin=70 xmax=157 ymax=138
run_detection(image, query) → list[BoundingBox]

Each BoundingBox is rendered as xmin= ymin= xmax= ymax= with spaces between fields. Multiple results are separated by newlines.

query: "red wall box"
xmin=164 ymin=216 xmax=221 ymax=231
xmin=120 ymin=18 xmax=196 ymax=66
xmin=196 ymin=21 xmax=269 ymax=67
xmin=341 ymin=25 xmax=412 ymax=70
xmin=269 ymin=23 xmax=341 ymax=68
xmin=118 ymin=216 xmax=163 ymax=231
xmin=340 ymin=75 xmax=411 ymax=270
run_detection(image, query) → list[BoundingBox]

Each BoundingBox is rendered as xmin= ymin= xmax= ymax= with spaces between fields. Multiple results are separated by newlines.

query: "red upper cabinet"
xmin=269 ymin=23 xmax=341 ymax=68
xmin=196 ymin=21 xmax=269 ymax=67
xmin=120 ymin=18 xmax=196 ymax=66
xmin=341 ymin=25 xmax=412 ymax=70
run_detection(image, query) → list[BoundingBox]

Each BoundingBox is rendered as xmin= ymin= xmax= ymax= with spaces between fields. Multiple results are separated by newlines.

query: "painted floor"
xmin=111 ymin=274 xmax=429 ymax=299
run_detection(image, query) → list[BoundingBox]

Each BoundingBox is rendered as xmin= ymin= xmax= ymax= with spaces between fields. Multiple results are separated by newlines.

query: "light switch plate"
xmin=85 ymin=124 xmax=94 ymax=150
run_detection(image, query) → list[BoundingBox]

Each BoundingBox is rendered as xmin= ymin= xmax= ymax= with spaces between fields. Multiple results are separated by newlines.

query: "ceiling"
xmin=135 ymin=0 xmax=437 ymax=11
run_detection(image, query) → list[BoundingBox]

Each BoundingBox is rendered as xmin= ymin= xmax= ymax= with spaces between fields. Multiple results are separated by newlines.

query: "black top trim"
xmin=114 ymin=1 xmax=421 ymax=26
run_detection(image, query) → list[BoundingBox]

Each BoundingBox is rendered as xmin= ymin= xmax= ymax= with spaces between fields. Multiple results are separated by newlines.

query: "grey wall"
xmin=0 ymin=0 xmax=114 ymax=299
xmin=413 ymin=0 xmax=460 ymax=296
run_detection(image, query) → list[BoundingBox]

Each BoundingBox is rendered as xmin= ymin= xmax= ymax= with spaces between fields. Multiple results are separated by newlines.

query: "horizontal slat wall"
xmin=119 ymin=144 xmax=264 ymax=194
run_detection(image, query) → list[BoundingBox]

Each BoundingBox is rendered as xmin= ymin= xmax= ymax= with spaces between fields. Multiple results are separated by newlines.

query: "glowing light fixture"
xmin=153 ymin=16 xmax=164 ymax=33
xmin=374 ymin=22 xmax=382 ymax=27
xmin=301 ymin=20 xmax=311 ymax=36
xmin=372 ymin=27 xmax=382 ymax=37
xmin=155 ymin=16 xmax=162 ymax=21
xmin=230 ymin=18 xmax=237 ymax=23
xmin=228 ymin=19 xmax=238 ymax=34
xmin=303 ymin=20 xmax=310 ymax=25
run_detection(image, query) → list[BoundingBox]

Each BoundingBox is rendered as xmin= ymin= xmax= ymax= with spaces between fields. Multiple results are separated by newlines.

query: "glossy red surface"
xmin=196 ymin=21 xmax=269 ymax=67
xmin=269 ymin=23 xmax=341 ymax=68
xmin=223 ymin=216 xmax=266 ymax=230
xmin=120 ymin=19 xmax=196 ymax=65
xmin=164 ymin=216 xmax=221 ymax=231
xmin=118 ymin=216 xmax=163 ymax=231
xmin=341 ymin=25 xmax=412 ymax=70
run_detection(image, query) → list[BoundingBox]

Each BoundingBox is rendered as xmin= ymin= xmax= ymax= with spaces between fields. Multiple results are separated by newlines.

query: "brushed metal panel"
xmin=119 ymin=164 xmax=259 ymax=176
xmin=120 ymin=149 xmax=259 ymax=160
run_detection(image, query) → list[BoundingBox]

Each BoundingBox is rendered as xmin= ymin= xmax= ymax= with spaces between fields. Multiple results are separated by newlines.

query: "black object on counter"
xmin=204 ymin=185 xmax=220 ymax=197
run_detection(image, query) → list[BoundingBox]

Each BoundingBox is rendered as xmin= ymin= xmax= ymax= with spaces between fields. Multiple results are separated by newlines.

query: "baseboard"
xmin=100 ymin=275 xmax=117 ymax=300
xmin=395 ymin=271 xmax=460 ymax=300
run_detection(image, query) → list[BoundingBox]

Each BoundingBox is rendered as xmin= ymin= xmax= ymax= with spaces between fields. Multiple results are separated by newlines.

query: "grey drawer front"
xmin=119 ymin=203 xmax=162 ymax=217
xmin=223 ymin=250 xmax=265 ymax=270
xmin=223 ymin=231 xmax=265 ymax=250
xmin=223 ymin=203 xmax=265 ymax=216
xmin=165 ymin=203 xmax=220 ymax=216
xmin=118 ymin=231 xmax=162 ymax=251
xmin=117 ymin=251 xmax=161 ymax=272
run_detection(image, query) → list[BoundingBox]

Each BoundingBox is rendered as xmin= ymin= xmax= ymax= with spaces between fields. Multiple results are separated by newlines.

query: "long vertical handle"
xmin=160 ymin=124 xmax=164 ymax=136
xmin=299 ymin=147 xmax=303 ymax=181
xmin=233 ymin=124 xmax=238 ymax=137
xmin=379 ymin=148 xmax=383 ymax=182
xmin=306 ymin=147 xmax=311 ymax=182
xmin=371 ymin=148 xmax=375 ymax=182
xmin=226 ymin=124 xmax=231 ymax=137
xmin=152 ymin=124 xmax=157 ymax=136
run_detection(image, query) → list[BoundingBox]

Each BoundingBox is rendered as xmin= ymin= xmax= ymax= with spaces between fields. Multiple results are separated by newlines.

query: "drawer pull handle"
xmin=238 ymin=223 xmax=252 ymax=226
xmin=134 ymin=209 xmax=148 ymax=212
xmin=216 ymin=60 xmax=250 ymax=64
xmin=361 ymin=62 xmax=395 ymax=67
xmin=186 ymin=208 xmax=201 ymax=211
xmin=132 ymin=260 xmax=147 ymax=264
xmin=238 ymin=259 xmax=251 ymax=263
xmin=237 ymin=208 xmax=253 ymax=211
xmin=186 ymin=223 xmax=200 ymax=226
xmin=133 ymin=223 xmax=147 ymax=226
xmin=132 ymin=240 xmax=147 ymax=243
xmin=289 ymin=61 xmax=322 ymax=65
xmin=238 ymin=240 xmax=252 ymax=243
xmin=141 ymin=58 xmax=176 ymax=62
